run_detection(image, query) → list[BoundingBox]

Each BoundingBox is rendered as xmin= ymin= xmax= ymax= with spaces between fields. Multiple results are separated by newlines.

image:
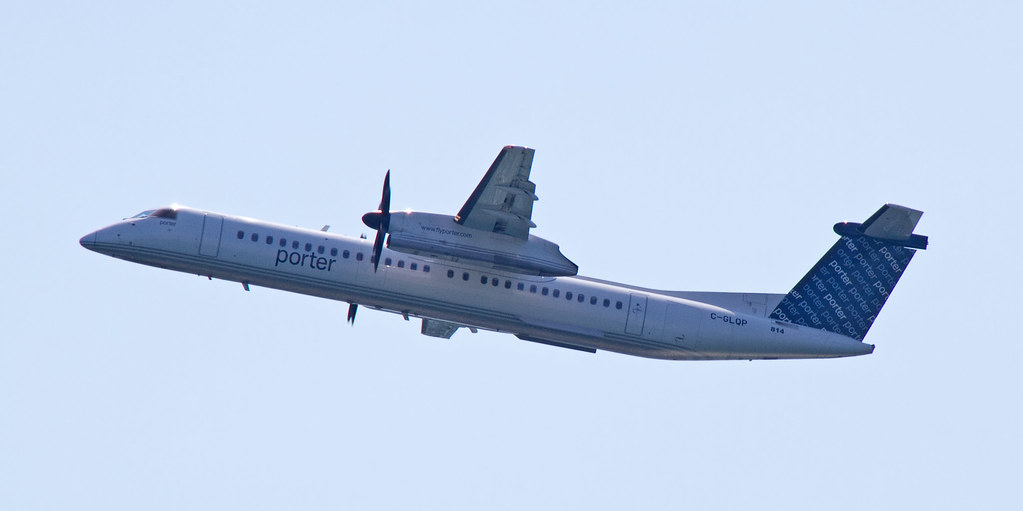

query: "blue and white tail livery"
xmin=771 ymin=204 xmax=927 ymax=342
xmin=81 ymin=147 xmax=928 ymax=361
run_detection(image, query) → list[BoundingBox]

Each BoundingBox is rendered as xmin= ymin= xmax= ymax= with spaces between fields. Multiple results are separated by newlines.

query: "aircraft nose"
xmin=79 ymin=231 xmax=98 ymax=251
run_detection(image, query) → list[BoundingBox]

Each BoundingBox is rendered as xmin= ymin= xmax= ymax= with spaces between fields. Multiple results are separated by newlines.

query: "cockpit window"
xmin=150 ymin=208 xmax=178 ymax=220
xmin=130 ymin=210 xmax=156 ymax=219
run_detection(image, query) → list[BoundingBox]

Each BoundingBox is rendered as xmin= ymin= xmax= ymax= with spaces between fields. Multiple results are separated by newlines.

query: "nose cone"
xmin=79 ymin=231 xmax=98 ymax=251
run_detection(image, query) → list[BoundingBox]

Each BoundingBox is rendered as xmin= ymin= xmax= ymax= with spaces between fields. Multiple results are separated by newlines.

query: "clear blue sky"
xmin=2 ymin=2 xmax=1020 ymax=509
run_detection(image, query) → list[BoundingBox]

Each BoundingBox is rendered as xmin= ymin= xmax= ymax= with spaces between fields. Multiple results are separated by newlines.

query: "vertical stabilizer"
xmin=769 ymin=204 xmax=927 ymax=341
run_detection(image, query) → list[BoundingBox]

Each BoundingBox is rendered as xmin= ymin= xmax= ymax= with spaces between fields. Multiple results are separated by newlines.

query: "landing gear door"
xmin=199 ymin=214 xmax=224 ymax=257
xmin=625 ymin=294 xmax=647 ymax=335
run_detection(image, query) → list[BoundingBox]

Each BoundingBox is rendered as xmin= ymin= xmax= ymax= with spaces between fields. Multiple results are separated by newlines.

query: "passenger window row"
xmin=382 ymin=257 xmax=430 ymax=273
xmin=444 ymin=269 xmax=623 ymax=310
xmin=236 ymin=230 xmax=433 ymax=270
xmin=236 ymin=229 xmax=620 ymax=309
xmin=237 ymin=230 xmax=355 ymax=259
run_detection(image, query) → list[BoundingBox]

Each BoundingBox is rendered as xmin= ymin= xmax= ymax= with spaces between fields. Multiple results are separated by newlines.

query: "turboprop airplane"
xmin=80 ymin=146 xmax=928 ymax=360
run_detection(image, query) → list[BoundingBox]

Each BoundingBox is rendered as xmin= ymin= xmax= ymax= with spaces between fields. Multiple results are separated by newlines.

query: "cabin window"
xmin=462 ymin=272 xmax=470 ymax=281
xmin=330 ymin=247 xmax=338 ymax=257
xmin=553 ymin=289 xmax=560 ymax=298
xmin=504 ymin=280 xmax=512 ymax=289
xmin=491 ymin=278 xmax=499 ymax=287
xmin=603 ymin=298 xmax=610 ymax=307
xmin=447 ymin=270 xmax=454 ymax=278
xmin=265 ymin=236 xmax=273 ymax=244
xmin=237 ymin=230 xmax=244 ymax=239
xmin=423 ymin=265 xmax=429 ymax=273
xmin=385 ymin=257 xmax=392 ymax=267
xmin=590 ymin=296 xmax=598 ymax=305
xmin=343 ymin=250 xmax=350 ymax=259
xmin=616 ymin=301 xmax=623 ymax=310
xmin=280 ymin=238 xmax=287 ymax=247
xmin=317 ymin=245 xmax=325 ymax=254
xmin=542 ymin=287 xmax=549 ymax=296
xmin=481 ymin=276 xmax=488 ymax=284
xmin=530 ymin=285 xmax=537 ymax=294
xmin=517 ymin=283 xmax=524 ymax=291
xmin=356 ymin=252 xmax=363 ymax=261
xmin=292 ymin=241 xmax=299 ymax=249
xmin=396 ymin=260 xmax=404 ymax=268
xmin=578 ymin=294 xmax=585 ymax=303
xmin=411 ymin=263 xmax=418 ymax=271
xmin=566 ymin=291 xmax=573 ymax=300
xmin=251 ymin=233 xmax=259 ymax=242
xmin=304 ymin=243 xmax=312 ymax=252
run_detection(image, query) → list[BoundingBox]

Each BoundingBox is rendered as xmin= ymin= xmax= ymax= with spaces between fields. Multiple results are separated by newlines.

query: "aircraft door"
xmin=625 ymin=294 xmax=647 ymax=335
xmin=198 ymin=214 xmax=224 ymax=257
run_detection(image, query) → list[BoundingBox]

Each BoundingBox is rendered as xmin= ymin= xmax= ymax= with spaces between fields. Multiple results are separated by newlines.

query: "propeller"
xmin=361 ymin=170 xmax=391 ymax=272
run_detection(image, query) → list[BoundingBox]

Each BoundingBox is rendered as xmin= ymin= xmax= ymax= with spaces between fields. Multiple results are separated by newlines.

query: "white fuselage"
xmin=81 ymin=206 xmax=874 ymax=360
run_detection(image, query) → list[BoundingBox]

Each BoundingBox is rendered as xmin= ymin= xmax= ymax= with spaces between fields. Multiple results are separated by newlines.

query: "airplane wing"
xmin=454 ymin=146 xmax=538 ymax=240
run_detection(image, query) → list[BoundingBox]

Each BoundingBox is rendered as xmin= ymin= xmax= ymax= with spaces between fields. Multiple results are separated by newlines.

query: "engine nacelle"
xmin=384 ymin=211 xmax=578 ymax=276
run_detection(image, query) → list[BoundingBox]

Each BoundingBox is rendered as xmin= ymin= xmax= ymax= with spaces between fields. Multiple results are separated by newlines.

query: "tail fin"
xmin=769 ymin=204 xmax=928 ymax=341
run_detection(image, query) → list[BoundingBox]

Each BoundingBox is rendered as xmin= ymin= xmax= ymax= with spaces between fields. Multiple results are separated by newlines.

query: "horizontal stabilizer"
xmin=833 ymin=204 xmax=928 ymax=249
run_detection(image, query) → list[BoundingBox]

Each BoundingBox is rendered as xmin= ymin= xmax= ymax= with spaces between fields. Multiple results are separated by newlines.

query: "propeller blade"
xmin=347 ymin=303 xmax=358 ymax=324
xmin=371 ymin=229 xmax=385 ymax=271
xmin=366 ymin=170 xmax=391 ymax=272
xmin=379 ymin=170 xmax=391 ymax=219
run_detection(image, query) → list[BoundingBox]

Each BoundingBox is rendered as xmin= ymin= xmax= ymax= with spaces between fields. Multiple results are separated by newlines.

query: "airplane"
xmin=80 ymin=146 xmax=928 ymax=360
